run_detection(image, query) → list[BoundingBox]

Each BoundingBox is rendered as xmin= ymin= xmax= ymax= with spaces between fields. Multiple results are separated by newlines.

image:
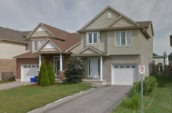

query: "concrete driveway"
xmin=0 ymin=81 xmax=31 ymax=90
xmin=36 ymin=86 xmax=130 ymax=113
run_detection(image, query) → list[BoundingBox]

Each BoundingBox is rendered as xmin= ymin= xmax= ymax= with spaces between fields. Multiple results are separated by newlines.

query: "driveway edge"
xmin=28 ymin=88 xmax=95 ymax=113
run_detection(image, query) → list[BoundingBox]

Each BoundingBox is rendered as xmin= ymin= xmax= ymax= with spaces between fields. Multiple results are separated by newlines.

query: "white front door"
xmin=89 ymin=58 xmax=99 ymax=78
xmin=21 ymin=64 xmax=39 ymax=81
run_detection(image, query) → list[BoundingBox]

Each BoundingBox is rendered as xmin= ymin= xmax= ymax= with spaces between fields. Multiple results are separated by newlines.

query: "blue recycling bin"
xmin=30 ymin=77 xmax=36 ymax=83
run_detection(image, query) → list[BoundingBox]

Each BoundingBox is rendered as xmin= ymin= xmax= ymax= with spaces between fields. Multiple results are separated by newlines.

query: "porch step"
xmin=55 ymin=78 xmax=63 ymax=83
xmin=82 ymin=79 xmax=107 ymax=87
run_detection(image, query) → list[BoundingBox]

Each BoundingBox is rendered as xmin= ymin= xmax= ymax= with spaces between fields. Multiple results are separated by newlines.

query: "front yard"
xmin=0 ymin=83 xmax=90 ymax=113
xmin=112 ymin=75 xmax=172 ymax=113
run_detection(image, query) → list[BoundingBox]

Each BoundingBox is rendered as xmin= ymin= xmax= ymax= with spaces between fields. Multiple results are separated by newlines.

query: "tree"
xmin=48 ymin=62 xmax=55 ymax=85
xmin=65 ymin=57 xmax=85 ymax=83
xmin=153 ymin=53 xmax=158 ymax=56
xmin=40 ymin=60 xmax=50 ymax=86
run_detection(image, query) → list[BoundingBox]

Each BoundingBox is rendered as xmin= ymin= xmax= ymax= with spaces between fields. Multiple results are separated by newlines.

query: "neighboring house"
xmin=0 ymin=27 xmax=28 ymax=80
xmin=71 ymin=6 xmax=154 ymax=85
xmin=153 ymin=55 xmax=169 ymax=69
xmin=15 ymin=23 xmax=81 ymax=81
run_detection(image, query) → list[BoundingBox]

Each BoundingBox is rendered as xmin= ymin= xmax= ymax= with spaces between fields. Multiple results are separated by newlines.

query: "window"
xmin=120 ymin=65 xmax=124 ymax=68
xmin=40 ymin=40 xmax=45 ymax=46
xmin=54 ymin=56 xmax=64 ymax=74
xmin=88 ymin=32 xmax=98 ymax=44
xmin=25 ymin=45 xmax=29 ymax=51
xmin=33 ymin=40 xmax=46 ymax=51
xmin=34 ymin=40 xmax=38 ymax=50
xmin=115 ymin=31 xmax=132 ymax=46
xmin=107 ymin=12 xmax=112 ymax=19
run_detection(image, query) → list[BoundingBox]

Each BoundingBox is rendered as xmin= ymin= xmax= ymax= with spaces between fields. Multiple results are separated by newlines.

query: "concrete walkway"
xmin=0 ymin=81 xmax=32 ymax=90
xmin=29 ymin=85 xmax=130 ymax=113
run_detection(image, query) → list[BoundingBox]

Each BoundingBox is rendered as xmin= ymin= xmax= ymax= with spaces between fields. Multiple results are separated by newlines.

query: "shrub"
xmin=128 ymin=76 xmax=157 ymax=96
xmin=48 ymin=62 xmax=55 ymax=85
xmin=121 ymin=93 xmax=141 ymax=110
xmin=65 ymin=57 xmax=85 ymax=83
xmin=143 ymin=76 xmax=157 ymax=95
xmin=37 ymin=71 xmax=41 ymax=85
xmin=128 ymin=81 xmax=141 ymax=97
xmin=39 ymin=61 xmax=50 ymax=86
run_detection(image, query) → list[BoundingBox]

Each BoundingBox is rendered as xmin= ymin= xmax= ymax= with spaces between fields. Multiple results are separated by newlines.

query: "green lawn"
xmin=0 ymin=83 xmax=91 ymax=113
xmin=112 ymin=75 xmax=172 ymax=113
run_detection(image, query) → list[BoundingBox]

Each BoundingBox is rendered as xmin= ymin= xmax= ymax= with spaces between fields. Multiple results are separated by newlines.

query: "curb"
xmin=28 ymin=88 xmax=95 ymax=113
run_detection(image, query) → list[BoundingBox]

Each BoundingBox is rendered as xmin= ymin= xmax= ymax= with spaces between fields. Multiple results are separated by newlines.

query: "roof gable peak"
xmin=78 ymin=6 xmax=140 ymax=32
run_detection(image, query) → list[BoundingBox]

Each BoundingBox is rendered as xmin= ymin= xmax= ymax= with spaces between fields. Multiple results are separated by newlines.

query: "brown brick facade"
xmin=0 ymin=59 xmax=16 ymax=80
xmin=43 ymin=54 xmax=70 ymax=78
xmin=16 ymin=54 xmax=70 ymax=80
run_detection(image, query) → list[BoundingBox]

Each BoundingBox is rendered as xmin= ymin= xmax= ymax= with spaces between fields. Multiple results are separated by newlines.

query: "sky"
xmin=0 ymin=0 xmax=171 ymax=55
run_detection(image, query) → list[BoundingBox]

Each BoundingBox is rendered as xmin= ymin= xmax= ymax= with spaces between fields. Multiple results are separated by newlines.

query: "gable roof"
xmin=50 ymin=33 xmax=81 ymax=52
xmin=41 ymin=23 xmax=69 ymax=41
xmin=0 ymin=27 xmax=29 ymax=44
xmin=76 ymin=46 xmax=104 ymax=55
xmin=27 ymin=23 xmax=69 ymax=41
xmin=14 ymin=52 xmax=39 ymax=58
xmin=136 ymin=21 xmax=151 ymax=28
xmin=37 ymin=33 xmax=81 ymax=53
xmin=78 ymin=6 xmax=141 ymax=32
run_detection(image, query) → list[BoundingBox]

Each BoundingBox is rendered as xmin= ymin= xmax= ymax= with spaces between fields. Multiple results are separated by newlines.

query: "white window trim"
xmin=34 ymin=40 xmax=38 ymax=50
xmin=32 ymin=39 xmax=46 ymax=51
xmin=87 ymin=32 xmax=99 ymax=44
xmin=115 ymin=30 xmax=132 ymax=46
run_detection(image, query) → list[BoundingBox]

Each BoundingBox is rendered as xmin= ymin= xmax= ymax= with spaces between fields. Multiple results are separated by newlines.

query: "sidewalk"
xmin=0 ymin=81 xmax=32 ymax=90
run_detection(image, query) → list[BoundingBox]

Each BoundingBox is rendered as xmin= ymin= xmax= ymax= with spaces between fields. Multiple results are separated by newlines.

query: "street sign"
xmin=139 ymin=65 xmax=145 ymax=113
xmin=139 ymin=65 xmax=145 ymax=74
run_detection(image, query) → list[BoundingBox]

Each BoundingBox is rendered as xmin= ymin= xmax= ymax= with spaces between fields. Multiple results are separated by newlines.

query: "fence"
xmin=152 ymin=64 xmax=172 ymax=78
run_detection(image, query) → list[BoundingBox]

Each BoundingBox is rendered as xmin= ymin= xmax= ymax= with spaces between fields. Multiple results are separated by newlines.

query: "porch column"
xmin=100 ymin=56 xmax=103 ymax=81
xmin=39 ymin=54 xmax=41 ymax=71
xmin=60 ymin=53 xmax=63 ymax=71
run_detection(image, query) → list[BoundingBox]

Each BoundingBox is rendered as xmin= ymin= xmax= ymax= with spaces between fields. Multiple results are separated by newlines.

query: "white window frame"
xmin=87 ymin=32 xmax=99 ymax=44
xmin=34 ymin=40 xmax=38 ymax=50
xmin=115 ymin=30 xmax=132 ymax=46
xmin=33 ymin=39 xmax=46 ymax=51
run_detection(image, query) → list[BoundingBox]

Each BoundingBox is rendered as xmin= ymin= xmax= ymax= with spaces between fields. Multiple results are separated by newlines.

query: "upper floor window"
xmin=88 ymin=32 xmax=98 ymax=44
xmin=34 ymin=40 xmax=38 ymax=50
xmin=33 ymin=39 xmax=46 ymax=51
xmin=25 ymin=45 xmax=29 ymax=51
xmin=115 ymin=31 xmax=132 ymax=46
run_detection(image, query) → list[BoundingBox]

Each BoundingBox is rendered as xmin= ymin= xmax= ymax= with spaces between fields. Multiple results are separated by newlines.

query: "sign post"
xmin=139 ymin=65 xmax=145 ymax=113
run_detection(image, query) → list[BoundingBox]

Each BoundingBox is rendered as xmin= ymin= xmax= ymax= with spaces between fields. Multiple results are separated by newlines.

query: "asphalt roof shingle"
xmin=0 ymin=27 xmax=30 ymax=44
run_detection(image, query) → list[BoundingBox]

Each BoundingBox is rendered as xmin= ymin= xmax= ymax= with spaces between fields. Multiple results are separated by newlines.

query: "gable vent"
xmin=107 ymin=12 xmax=112 ymax=19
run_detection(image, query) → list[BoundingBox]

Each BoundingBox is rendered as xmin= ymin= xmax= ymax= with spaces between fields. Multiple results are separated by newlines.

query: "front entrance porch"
xmin=81 ymin=56 xmax=103 ymax=81
xmin=39 ymin=53 xmax=70 ymax=78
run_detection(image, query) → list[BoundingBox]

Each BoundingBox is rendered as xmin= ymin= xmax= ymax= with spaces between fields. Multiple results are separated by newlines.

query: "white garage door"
xmin=112 ymin=64 xmax=137 ymax=85
xmin=21 ymin=64 xmax=39 ymax=81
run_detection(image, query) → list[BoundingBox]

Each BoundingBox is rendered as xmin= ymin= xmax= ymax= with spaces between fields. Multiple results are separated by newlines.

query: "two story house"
xmin=0 ymin=27 xmax=28 ymax=80
xmin=15 ymin=6 xmax=154 ymax=85
xmin=15 ymin=23 xmax=81 ymax=81
xmin=71 ymin=6 xmax=154 ymax=85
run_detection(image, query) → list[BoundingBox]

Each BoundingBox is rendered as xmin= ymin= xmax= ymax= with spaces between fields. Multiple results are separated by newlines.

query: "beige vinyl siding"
xmin=107 ymin=29 xmax=140 ymax=55
xmin=0 ymin=41 xmax=26 ymax=59
xmin=86 ymin=9 xmax=120 ymax=30
xmin=111 ymin=18 xmax=135 ymax=27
